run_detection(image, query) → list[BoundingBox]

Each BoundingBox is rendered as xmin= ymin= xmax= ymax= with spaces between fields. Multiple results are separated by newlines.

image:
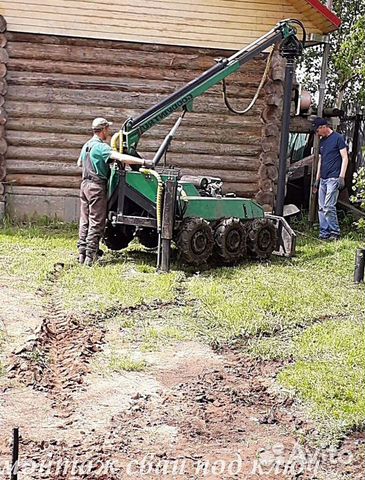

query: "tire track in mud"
xmin=6 ymin=263 xmax=190 ymax=417
xmin=7 ymin=264 xmax=105 ymax=423
xmin=3 ymin=265 xmax=364 ymax=480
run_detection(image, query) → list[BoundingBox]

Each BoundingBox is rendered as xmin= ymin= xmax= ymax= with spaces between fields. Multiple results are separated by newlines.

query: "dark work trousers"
xmin=78 ymin=179 xmax=107 ymax=259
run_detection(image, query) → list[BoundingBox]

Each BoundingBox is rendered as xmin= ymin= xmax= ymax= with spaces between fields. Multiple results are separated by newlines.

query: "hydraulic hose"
xmin=139 ymin=168 xmax=164 ymax=232
xmin=222 ymin=47 xmax=274 ymax=115
xmin=111 ymin=130 xmax=123 ymax=153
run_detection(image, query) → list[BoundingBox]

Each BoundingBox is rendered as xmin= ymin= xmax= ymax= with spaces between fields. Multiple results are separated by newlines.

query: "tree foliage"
xmin=301 ymin=1 xmax=365 ymax=112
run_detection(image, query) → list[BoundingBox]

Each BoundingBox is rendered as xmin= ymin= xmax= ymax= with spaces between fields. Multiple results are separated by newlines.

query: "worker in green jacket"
xmin=77 ymin=117 xmax=153 ymax=266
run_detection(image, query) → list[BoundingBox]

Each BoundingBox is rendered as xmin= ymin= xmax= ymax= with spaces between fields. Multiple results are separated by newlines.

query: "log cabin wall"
xmin=0 ymin=16 xmax=7 ymax=218
xmin=4 ymin=30 xmax=279 ymax=220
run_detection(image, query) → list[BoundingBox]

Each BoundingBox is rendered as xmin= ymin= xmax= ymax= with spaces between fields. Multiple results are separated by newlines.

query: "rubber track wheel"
xmin=214 ymin=218 xmax=247 ymax=264
xmin=247 ymin=218 xmax=277 ymax=259
xmin=177 ymin=217 xmax=214 ymax=265
xmin=103 ymin=223 xmax=135 ymax=251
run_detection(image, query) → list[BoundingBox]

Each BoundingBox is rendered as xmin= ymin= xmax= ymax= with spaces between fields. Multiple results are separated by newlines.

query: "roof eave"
xmin=304 ymin=0 xmax=341 ymax=33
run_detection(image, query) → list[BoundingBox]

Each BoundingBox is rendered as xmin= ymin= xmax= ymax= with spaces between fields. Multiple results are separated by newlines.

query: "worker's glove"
xmin=312 ymin=179 xmax=320 ymax=193
xmin=142 ymin=159 xmax=155 ymax=168
xmin=337 ymin=177 xmax=345 ymax=191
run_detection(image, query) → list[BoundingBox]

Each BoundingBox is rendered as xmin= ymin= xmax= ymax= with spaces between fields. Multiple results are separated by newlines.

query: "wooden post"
xmin=309 ymin=0 xmax=333 ymax=223
xmin=354 ymin=248 xmax=365 ymax=284
xmin=0 ymin=15 xmax=7 ymax=220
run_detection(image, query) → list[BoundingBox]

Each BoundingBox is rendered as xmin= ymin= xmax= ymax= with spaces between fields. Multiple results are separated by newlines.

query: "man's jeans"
xmin=318 ymin=177 xmax=340 ymax=238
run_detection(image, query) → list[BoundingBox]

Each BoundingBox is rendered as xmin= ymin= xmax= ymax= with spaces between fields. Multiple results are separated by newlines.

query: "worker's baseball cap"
xmin=313 ymin=117 xmax=328 ymax=131
xmin=92 ymin=117 xmax=113 ymax=130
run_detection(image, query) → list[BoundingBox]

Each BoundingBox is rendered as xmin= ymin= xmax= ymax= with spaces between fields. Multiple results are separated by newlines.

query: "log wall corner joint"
xmin=0 ymin=15 xmax=8 ymax=219
xmin=256 ymin=49 xmax=285 ymax=212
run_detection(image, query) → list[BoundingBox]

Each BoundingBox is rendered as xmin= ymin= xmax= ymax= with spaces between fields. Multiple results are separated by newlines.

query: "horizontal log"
xmin=255 ymin=190 xmax=274 ymax=205
xmin=0 ymin=183 xmax=4 ymax=196
xmin=0 ymin=48 xmax=8 ymax=64
xmin=7 ymin=60 xmax=265 ymax=88
xmin=6 ymin=146 xmax=80 ymax=162
xmin=6 ymin=159 xmax=81 ymax=176
xmin=6 ymin=156 xmax=260 ymax=178
xmin=7 ymin=184 xmax=79 ymax=197
xmin=5 ymin=88 xmax=264 ymax=116
xmin=179 ymin=167 xmax=258 ymax=184
xmin=0 ymin=107 xmax=7 ymax=124
xmin=0 ymin=16 xmax=6 ymax=33
xmin=262 ymin=124 xmax=279 ymax=137
xmin=222 ymin=182 xmax=258 ymax=196
xmin=7 ymin=129 xmax=263 ymax=150
xmin=261 ymin=137 xmax=279 ymax=154
xmin=6 ymin=145 xmax=260 ymax=165
xmin=0 ymin=137 xmax=7 ymax=154
xmin=289 ymin=116 xmax=314 ymax=133
xmin=264 ymin=80 xmax=283 ymax=96
xmin=4 ymin=99 xmax=262 ymax=123
xmin=258 ymin=164 xmax=278 ymax=181
xmin=0 ymin=79 xmax=7 ymax=95
xmin=261 ymin=106 xmax=280 ymax=124
xmin=0 ymin=63 xmax=6 ymax=78
xmin=0 ymin=33 xmax=7 ymax=48
xmin=5 ymin=172 xmax=258 ymax=194
xmin=258 ymin=179 xmax=274 ymax=191
xmin=7 ymin=131 xmax=262 ymax=156
xmin=0 ymin=163 xmax=5 ymax=181
xmin=6 ymin=112 xmax=263 ymax=133
xmin=7 ymin=40 xmax=266 ymax=73
xmin=266 ymin=94 xmax=282 ymax=107
xmin=168 ymin=154 xmax=260 ymax=171
xmin=5 ymin=99 xmax=263 ymax=121
xmin=259 ymin=152 xmax=278 ymax=166
xmin=7 ymin=173 xmax=81 ymax=189
xmin=7 ymin=71 xmax=264 ymax=99
xmin=5 ymin=32 xmax=267 ymax=63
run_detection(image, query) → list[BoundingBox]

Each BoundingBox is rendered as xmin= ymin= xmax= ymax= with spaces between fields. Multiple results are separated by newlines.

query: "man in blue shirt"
xmin=312 ymin=117 xmax=348 ymax=240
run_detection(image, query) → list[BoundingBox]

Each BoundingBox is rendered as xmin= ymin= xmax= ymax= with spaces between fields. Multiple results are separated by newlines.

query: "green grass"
xmin=107 ymin=353 xmax=147 ymax=372
xmin=0 ymin=222 xmax=77 ymax=290
xmin=1 ymin=221 xmax=365 ymax=440
xmin=58 ymin=263 xmax=178 ymax=313
xmin=0 ymin=222 xmax=178 ymax=312
xmin=279 ymin=318 xmax=365 ymax=441
xmin=185 ymin=236 xmax=365 ymax=343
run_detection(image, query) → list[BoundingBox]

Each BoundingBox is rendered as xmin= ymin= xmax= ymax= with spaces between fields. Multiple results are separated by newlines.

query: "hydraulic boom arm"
xmin=116 ymin=19 xmax=304 ymax=155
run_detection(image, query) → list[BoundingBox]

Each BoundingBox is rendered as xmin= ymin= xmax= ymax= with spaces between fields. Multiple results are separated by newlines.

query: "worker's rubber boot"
xmin=84 ymin=256 xmax=95 ymax=267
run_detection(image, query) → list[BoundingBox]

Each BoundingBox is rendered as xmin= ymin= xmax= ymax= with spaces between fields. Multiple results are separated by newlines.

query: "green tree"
xmin=301 ymin=1 xmax=365 ymax=112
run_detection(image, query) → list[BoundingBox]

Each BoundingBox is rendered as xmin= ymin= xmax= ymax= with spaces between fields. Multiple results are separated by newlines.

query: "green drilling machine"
xmin=104 ymin=19 xmax=305 ymax=271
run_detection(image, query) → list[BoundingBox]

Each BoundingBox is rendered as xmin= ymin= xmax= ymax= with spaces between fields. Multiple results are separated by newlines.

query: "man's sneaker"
xmin=319 ymin=236 xmax=329 ymax=241
xmin=84 ymin=256 xmax=95 ymax=267
xmin=328 ymin=235 xmax=340 ymax=242
xmin=78 ymin=253 xmax=86 ymax=264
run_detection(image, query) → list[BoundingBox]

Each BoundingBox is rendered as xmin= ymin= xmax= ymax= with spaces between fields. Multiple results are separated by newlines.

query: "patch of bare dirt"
xmin=0 ymin=269 xmax=364 ymax=480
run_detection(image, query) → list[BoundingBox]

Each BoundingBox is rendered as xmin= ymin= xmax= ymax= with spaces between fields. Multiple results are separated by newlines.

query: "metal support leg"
xmin=117 ymin=169 xmax=127 ymax=217
xmin=354 ymin=248 xmax=365 ymax=283
xmin=160 ymin=177 xmax=177 ymax=272
xmin=275 ymin=36 xmax=303 ymax=217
